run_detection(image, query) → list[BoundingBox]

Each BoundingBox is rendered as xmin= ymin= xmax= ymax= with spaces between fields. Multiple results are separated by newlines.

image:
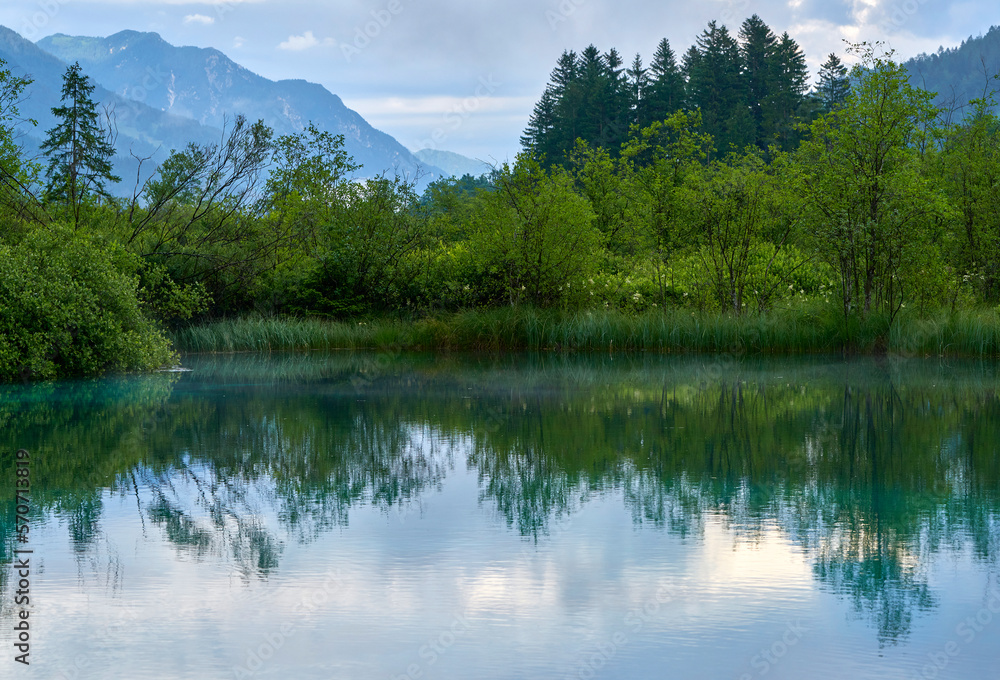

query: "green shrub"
xmin=0 ymin=225 xmax=176 ymax=381
xmin=467 ymin=154 xmax=601 ymax=308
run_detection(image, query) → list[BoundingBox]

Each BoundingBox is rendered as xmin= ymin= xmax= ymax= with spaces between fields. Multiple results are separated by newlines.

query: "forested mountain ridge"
xmin=35 ymin=30 xmax=446 ymax=184
xmin=903 ymin=25 xmax=1000 ymax=117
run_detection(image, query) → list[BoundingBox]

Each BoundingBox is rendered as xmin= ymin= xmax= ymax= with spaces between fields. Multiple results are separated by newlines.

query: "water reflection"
xmin=2 ymin=353 xmax=999 ymax=647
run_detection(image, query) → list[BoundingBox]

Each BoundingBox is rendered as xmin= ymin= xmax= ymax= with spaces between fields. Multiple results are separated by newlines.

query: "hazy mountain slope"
xmin=0 ymin=25 xmax=225 ymax=191
xmin=37 ymin=30 xmax=445 ymax=183
xmin=904 ymin=25 xmax=1000 ymax=116
xmin=414 ymin=149 xmax=492 ymax=178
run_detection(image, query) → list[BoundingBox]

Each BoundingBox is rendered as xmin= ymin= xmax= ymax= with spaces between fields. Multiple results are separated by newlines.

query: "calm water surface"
xmin=2 ymin=352 xmax=999 ymax=679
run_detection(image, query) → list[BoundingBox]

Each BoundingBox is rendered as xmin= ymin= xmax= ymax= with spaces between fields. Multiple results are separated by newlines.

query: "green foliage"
xmin=683 ymin=150 xmax=805 ymax=313
xmin=797 ymin=43 xmax=949 ymax=324
xmin=468 ymin=154 xmax=601 ymax=308
xmin=40 ymin=62 xmax=120 ymax=227
xmin=618 ymin=113 xmax=712 ymax=303
xmin=0 ymin=225 xmax=175 ymax=381
xmin=136 ymin=262 xmax=210 ymax=326
xmin=295 ymin=173 xmax=425 ymax=316
xmin=570 ymin=141 xmax=638 ymax=257
xmin=265 ymin=123 xmax=360 ymax=237
xmin=934 ymin=99 xmax=1000 ymax=301
xmin=524 ymin=17 xmax=812 ymax=164
xmin=121 ymin=115 xmax=276 ymax=314
xmin=419 ymin=172 xmax=494 ymax=243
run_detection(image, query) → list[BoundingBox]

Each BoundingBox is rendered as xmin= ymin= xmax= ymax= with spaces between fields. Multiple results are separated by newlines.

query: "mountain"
xmin=36 ymin=30 xmax=445 ymax=185
xmin=904 ymin=25 xmax=1000 ymax=117
xmin=0 ymin=25 xmax=223 ymax=190
xmin=414 ymin=149 xmax=493 ymax=178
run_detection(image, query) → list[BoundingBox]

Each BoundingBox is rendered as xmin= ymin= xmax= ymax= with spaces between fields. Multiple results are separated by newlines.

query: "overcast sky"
xmin=2 ymin=0 xmax=997 ymax=163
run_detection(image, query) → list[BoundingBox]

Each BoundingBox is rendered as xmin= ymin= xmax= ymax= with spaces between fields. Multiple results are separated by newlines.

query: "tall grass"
xmin=170 ymin=307 xmax=1000 ymax=357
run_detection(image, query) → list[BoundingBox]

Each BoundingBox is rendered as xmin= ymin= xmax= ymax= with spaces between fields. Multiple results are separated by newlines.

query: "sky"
xmin=1 ymin=0 xmax=998 ymax=164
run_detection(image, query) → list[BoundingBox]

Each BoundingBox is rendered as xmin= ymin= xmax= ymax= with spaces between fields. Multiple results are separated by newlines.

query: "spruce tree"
xmin=602 ymin=48 xmax=630 ymax=148
xmin=739 ymin=15 xmax=778 ymax=148
xmin=521 ymin=86 xmax=557 ymax=156
xmin=549 ymin=50 xmax=581 ymax=159
xmin=626 ymin=53 xmax=648 ymax=126
xmin=643 ymin=39 xmax=686 ymax=127
xmin=40 ymin=61 xmax=120 ymax=227
xmin=817 ymin=53 xmax=851 ymax=113
xmin=769 ymin=33 xmax=810 ymax=150
xmin=577 ymin=45 xmax=607 ymax=146
xmin=681 ymin=45 xmax=702 ymax=109
xmin=687 ymin=21 xmax=750 ymax=154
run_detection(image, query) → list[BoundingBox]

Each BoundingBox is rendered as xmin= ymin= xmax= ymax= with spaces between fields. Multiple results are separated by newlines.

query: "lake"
xmin=2 ymin=351 xmax=999 ymax=679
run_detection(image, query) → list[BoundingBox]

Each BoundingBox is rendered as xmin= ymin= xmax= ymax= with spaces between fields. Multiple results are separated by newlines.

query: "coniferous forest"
xmin=5 ymin=17 xmax=1000 ymax=381
xmin=521 ymin=17 xmax=821 ymax=161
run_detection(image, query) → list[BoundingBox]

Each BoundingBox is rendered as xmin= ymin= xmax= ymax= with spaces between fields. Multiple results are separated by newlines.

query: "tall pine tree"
xmin=626 ymin=53 xmax=648 ymax=126
xmin=521 ymin=85 xmax=557 ymax=155
xmin=41 ymin=61 xmax=120 ymax=227
xmin=816 ymin=53 xmax=850 ymax=113
xmin=602 ymin=48 xmax=630 ymax=148
xmin=739 ymin=15 xmax=778 ymax=149
xmin=769 ymin=33 xmax=810 ymax=150
xmin=687 ymin=21 xmax=750 ymax=155
xmin=643 ymin=39 xmax=686 ymax=127
xmin=576 ymin=45 xmax=607 ymax=146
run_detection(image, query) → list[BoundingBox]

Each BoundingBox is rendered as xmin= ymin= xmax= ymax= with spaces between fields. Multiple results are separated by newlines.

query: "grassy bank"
xmin=170 ymin=306 xmax=1000 ymax=357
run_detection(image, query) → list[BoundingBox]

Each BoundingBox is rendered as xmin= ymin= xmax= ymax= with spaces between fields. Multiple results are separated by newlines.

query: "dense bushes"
xmin=0 ymin=225 xmax=175 ymax=381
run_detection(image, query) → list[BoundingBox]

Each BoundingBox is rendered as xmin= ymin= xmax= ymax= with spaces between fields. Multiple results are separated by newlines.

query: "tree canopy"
xmin=521 ymin=16 xmax=812 ymax=163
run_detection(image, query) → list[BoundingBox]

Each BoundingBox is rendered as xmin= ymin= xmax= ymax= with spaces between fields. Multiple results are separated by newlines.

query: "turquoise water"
xmin=2 ymin=352 xmax=999 ymax=679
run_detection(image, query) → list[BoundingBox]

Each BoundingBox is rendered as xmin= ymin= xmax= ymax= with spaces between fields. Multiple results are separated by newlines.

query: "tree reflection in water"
xmin=1 ymin=352 xmax=999 ymax=644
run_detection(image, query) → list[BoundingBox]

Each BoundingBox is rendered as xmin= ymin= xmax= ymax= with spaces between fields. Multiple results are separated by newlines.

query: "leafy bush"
xmin=0 ymin=225 xmax=176 ymax=381
xmin=468 ymin=154 xmax=601 ymax=308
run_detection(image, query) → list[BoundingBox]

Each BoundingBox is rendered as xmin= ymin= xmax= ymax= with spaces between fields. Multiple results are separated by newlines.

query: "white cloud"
xmin=233 ymin=36 xmax=246 ymax=48
xmin=278 ymin=31 xmax=335 ymax=51
xmin=183 ymin=14 xmax=214 ymax=25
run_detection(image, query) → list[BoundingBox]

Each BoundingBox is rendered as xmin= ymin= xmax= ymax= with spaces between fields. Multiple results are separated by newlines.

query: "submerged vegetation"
xmin=4 ymin=19 xmax=1000 ymax=379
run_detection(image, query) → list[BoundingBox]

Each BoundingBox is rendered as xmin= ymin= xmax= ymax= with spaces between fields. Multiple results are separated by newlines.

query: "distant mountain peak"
xmin=34 ymin=29 xmax=444 ymax=186
xmin=107 ymin=29 xmax=163 ymax=41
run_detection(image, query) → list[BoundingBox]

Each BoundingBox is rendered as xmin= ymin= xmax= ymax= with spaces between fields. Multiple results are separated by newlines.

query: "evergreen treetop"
xmin=40 ymin=61 xmax=120 ymax=226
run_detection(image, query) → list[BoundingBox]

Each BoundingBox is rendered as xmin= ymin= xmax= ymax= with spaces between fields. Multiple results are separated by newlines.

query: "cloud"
xmin=183 ymin=14 xmax=215 ymax=25
xmin=278 ymin=30 xmax=334 ymax=51
xmin=233 ymin=36 xmax=246 ymax=48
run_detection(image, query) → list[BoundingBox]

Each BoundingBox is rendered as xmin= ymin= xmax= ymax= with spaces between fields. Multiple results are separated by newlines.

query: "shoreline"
xmin=168 ymin=308 xmax=1000 ymax=358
